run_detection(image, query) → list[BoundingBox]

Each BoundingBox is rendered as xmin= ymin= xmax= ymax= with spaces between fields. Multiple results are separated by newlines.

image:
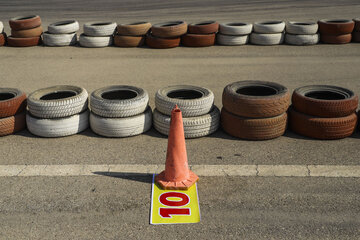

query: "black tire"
xmin=90 ymin=85 xmax=149 ymax=118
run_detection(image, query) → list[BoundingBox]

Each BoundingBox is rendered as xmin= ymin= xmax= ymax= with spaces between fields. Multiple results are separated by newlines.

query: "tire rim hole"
xmin=167 ymin=90 xmax=203 ymax=99
xmin=17 ymin=15 xmax=36 ymax=20
xmin=327 ymin=20 xmax=350 ymax=23
xmin=101 ymin=90 xmax=138 ymax=100
xmin=161 ymin=22 xmax=182 ymax=27
xmin=55 ymin=21 xmax=74 ymax=26
xmin=0 ymin=93 xmax=15 ymax=101
xmin=195 ymin=21 xmax=215 ymax=26
xmin=91 ymin=22 xmax=112 ymax=26
xmin=129 ymin=22 xmax=147 ymax=25
xmin=40 ymin=91 xmax=77 ymax=100
xmin=228 ymin=23 xmax=247 ymax=26
xmin=294 ymin=23 xmax=312 ymax=25
xmin=236 ymin=86 xmax=277 ymax=96
xmin=305 ymin=91 xmax=346 ymax=100
xmin=261 ymin=21 xmax=282 ymax=25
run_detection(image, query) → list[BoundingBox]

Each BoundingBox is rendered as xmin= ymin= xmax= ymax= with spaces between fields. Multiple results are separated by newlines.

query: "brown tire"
xmin=9 ymin=15 xmax=41 ymax=31
xmin=117 ymin=22 xmax=151 ymax=36
xmin=222 ymin=81 xmax=290 ymax=118
xmin=0 ymin=112 xmax=26 ymax=137
xmin=289 ymin=108 xmax=357 ymax=140
xmin=318 ymin=19 xmax=354 ymax=35
xmin=11 ymin=26 xmax=43 ymax=38
xmin=181 ymin=33 xmax=215 ymax=47
xmin=221 ymin=108 xmax=287 ymax=140
xmin=151 ymin=21 xmax=187 ymax=38
xmin=354 ymin=18 xmax=360 ymax=32
xmin=292 ymin=85 xmax=358 ymax=118
xmin=0 ymin=88 xmax=27 ymax=118
xmin=145 ymin=34 xmax=180 ymax=49
xmin=353 ymin=32 xmax=360 ymax=42
xmin=0 ymin=32 xmax=6 ymax=46
xmin=188 ymin=21 xmax=219 ymax=34
xmin=320 ymin=34 xmax=352 ymax=44
xmin=7 ymin=36 xmax=41 ymax=47
xmin=114 ymin=35 xmax=144 ymax=47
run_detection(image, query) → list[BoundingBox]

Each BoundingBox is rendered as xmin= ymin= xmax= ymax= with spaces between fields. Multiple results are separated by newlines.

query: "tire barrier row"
xmin=0 ymin=83 xmax=359 ymax=139
xmin=1 ymin=18 xmax=360 ymax=47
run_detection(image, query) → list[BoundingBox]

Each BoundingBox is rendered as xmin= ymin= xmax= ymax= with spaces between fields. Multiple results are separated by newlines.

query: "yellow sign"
xmin=150 ymin=174 xmax=201 ymax=224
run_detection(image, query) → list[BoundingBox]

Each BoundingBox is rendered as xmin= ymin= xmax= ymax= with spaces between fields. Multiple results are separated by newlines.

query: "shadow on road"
xmin=93 ymin=171 xmax=153 ymax=184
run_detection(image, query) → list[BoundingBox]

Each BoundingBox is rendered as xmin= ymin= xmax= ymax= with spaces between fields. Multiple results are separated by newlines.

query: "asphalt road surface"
xmin=0 ymin=0 xmax=360 ymax=239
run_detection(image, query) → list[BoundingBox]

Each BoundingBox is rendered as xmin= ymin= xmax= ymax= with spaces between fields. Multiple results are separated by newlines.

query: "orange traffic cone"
xmin=155 ymin=105 xmax=199 ymax=190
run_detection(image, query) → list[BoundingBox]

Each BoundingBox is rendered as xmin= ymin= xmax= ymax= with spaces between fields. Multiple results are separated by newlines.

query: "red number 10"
xmin=159 ymin=192 xmax=191 ymax=218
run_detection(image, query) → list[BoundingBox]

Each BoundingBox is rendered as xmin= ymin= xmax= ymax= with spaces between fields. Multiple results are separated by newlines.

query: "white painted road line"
xmin=0 ymin=164 xmax=360 ymax=178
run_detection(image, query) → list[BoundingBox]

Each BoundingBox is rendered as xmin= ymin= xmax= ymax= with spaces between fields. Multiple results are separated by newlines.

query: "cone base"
xmin=155 ymin=170 xmax=199 ymax=190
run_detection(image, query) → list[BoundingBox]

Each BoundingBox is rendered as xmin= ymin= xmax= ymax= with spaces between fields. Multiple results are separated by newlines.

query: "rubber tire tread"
xmin=285 ymin=22 xmax=318 ymax=35
xmin=151 ymin=21 xmax=188 ymax=38
xmin=48 ymin=20 xmax=79 ymax=34
xmin=0 ymin=88 xmax=27 ymax=118
xmin=253 ymin=21 xmax=285 ymax=33
xmin=153 ymin=106 xmax=220 ymax=138
xmin=155 ymin=85 xmax=214 ymax=117
xmin=318 ymin=19 xmax=355 ymax=35
xmin=222 ymin=81 xmax=290 ymax=118
xmin=285 ymin=33 xmax=319 ymax=45
xmin=27 ymin=85 xmax=88 ymax=119
xmin=83 ymin=22 xmax=117 ymax=37
xmin=11 ymin=26 xmax=43 ymax=38
xmin=217 ymin=33 xmax=249 ymax=45
xmin=117 ymin=22 xmax=151 ymax=36
xmin=43 ymin=32 xmax=77 ymax=46
xmin=79 ymin=34 xmax=113 ymax=47
xmin=219 ymin=23 xmax=253 ymax=35
xmin=26 ymin=110 xmax=89 ymax=138
xmin=7 ymin=36 xmax=40 ymax=47
xmin=0 ymin=112 xmax=26 ymax=136
xmin=145 ymin=34 xmax=180 ymax=49
xmin=90 ymin=107 xmax=152 ymax=137
xmin=188 ymin=21 xmax=219 ymax=34
xmin=9 ymin=15 xmax=41 ymax=31
xmin=221 ymin=108 xmax=287 ymax=140
xmin=181 ymin=33 xmax=215 ymax=47
xmin=289 ymin=108 xmax=357 ymax=140
xmin=114 ymin=35 xmax=144 ymax=47
xmin=320 ymin=34 xmax=352 ymax=44
xmin=90 ymin=85 xmax=149 ymax=118
xmin=291 ymin=85 xmax=358 ymax=117
xmin=0 ymin=32 xmax=5 ymax=46
xmin=250 ymin=33 xmax=284 ymax=45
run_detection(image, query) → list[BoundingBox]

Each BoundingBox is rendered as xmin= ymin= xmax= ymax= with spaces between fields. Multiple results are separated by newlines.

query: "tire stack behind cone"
xmin=250 ymin=21 xmax=285 ymax=45
xmin=0 ymin=21 xmax=6 ymax=46
xmin=26 ymin=85 xmax=89 ymax=137
xmin=285 ymin=21 xmax=319 ymax=45
xmin=289 ymin=85 xmax=358 ymax=139
xmin=115 ymin=22 xmax=151 ymax=47
xmin=8 ymin=15 xmax=42 ymax=47
xmin=79 ymin=21 xmax=116 ymax=48
xmin=89 ymin=85 xmax=152 ymax=137
xmin=352 ymin=18 xmax=360 ymax=42
xmin=221 ymin=81 xmax=290 ymax=140
xmin=153 ymin=85 xmax=220 ymax=138
xmin=0 ymin=88 xmax=27 ymax=137
xmin=181 ymin=21 xmax=218 ymax=47
xmin=318 ymin=19 xmax=354 ymax=44
xmin=146 ymin=21 xmax=187 ymax=49
xmin=43 ymin=20 xmax=79 ymax=46
xmin=217 ymin=22 xmax=252 ymax=46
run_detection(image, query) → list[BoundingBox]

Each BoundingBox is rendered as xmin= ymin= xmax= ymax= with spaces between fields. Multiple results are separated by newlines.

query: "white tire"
xmin=155 ymin=85 xmax=214 ymax=117
xmin=26 ymin=110 xmax=89 ymax=138
xmin=27 ymin=85 xmax=88 ymax=119
xmin=83 ymin=22 xmax=117 ymax=36
xmin=90 ymin=107 xmax=152 ymax=137
xmin=0 ymin=21 xmax=3 ymax=33
xmin=285 ymin=33 xmax=319 ymax=45
xmin=217 ymin=33 xmax=249 ymax=45
xmin=286 ymin=21 xmax=318 ymax=35
xmin=253 ymin=21 xmax=285 ymax=33
xmin=219 ymin=22 xmax=252 ymax=35
xmin=250 ymin=33 xmax=284 ymax=45
xmin=79 ymin=34 xmax=113 ymax=47
xmin=43 ymin=32 xmax=77 ymax=46
xmin=90 ymin=85 xmax=149 ymax=118
xmin=153 ymin=106 xmax=220 ymax=139
xmin=48 ymin=20 xmax=79 ymax=34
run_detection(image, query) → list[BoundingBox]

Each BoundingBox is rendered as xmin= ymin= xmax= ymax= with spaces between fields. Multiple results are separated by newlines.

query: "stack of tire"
xmin=0 ymin=88 xmax=26 ymax=137
xmin=146 ymin=21 xmax=187 ymax=49
xmin=181 ymin=21 xmax=218 ymax=47
xmin=250 ymin=21 xmax=285 ymax=45
xmin=114 ymin=22 xmax=151 ymax=47
xmin=153 ymin=85 xmax=220 ymax=138
xmin=0 ymin=21 xmax=6 ymax=46
xmin=289 ymin=85 xmax=358 ymax=139
xmin=221 ymin=81 xmax=290 ymax=140
xmin=8 ymin=15 xmax=42 ymax=47
xmin=89 ymin=85 xmax=152 ymax=137
xmin=217 ymin=22 xmax=253 ymax=46
xmin=43 ymin=20 xmax=79 ymax=46
xmin=285 ymin=21 xmax=319 ymax=45
xmin=318 ymin=19 xmax=355 ymax=44
xmin=79 ymin=22 xmax=116 ymax=48
xmin=352 ymin=18 xmax=360 ymax=42
xmin=26 ymin=85 xmax=89 ymax=137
